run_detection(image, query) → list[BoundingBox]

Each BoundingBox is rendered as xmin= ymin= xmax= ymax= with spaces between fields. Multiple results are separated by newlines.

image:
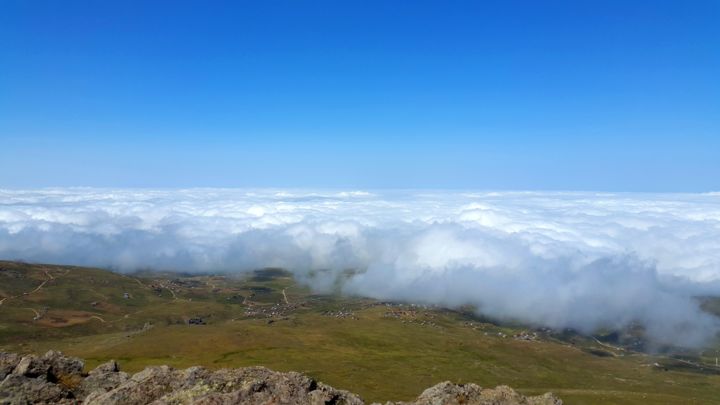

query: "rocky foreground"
xmin=0 ymin=351 xmax=562 ymax=404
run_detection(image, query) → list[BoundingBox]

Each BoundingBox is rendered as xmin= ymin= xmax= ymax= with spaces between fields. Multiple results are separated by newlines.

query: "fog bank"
xmin=1 ymin=188 xmax=719 ymax=346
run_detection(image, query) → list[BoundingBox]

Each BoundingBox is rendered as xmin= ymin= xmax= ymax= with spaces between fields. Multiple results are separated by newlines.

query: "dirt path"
xmin=42 ymin=268 xmax=55 ymax=280
xmin=164 ymin=285 xmax=178 ymax=300
xmin=282 ymin=288 xmax=290 ymax=304
xmin=592 ymin=337 xmax=625 ymax=353
xmin=28 ymin=278 xmax=51 ymax=295
xmin=89 ymin=315 xmax=106 ymax=323
xmin=0 ymin=268 xmax=60 ymax=307
xmin=108 ymin=285 xmax=185 ymax=324
xmin=122 ymin=274 xmax=148 ymax=289
xmin=668 ymin=356 xmax=720 ymax=371
xmin=26 ymin=307 xmax=41 ymax=320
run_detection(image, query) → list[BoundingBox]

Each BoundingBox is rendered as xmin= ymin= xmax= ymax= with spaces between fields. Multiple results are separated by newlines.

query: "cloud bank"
xmin=1 ymin=188 xmax=720 ymax=347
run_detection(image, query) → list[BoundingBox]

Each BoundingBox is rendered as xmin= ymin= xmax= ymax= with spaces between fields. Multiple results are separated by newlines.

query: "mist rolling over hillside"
xmin=2 ymin=1 xmax=720 ymax=403
xmin=2 ymin=188 xmax=719 ymax=347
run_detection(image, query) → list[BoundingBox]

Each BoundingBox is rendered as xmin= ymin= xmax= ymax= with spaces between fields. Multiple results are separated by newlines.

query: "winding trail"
xmin=0 ymin=267 xmax=62 ymax=307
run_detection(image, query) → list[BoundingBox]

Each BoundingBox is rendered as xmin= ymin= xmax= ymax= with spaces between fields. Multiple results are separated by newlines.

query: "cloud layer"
xmin=1 ymin=188 xmax=720 ymax=347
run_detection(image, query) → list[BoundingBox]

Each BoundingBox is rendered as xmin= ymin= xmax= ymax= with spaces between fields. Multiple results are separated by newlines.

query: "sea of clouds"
xmin=1 ymin=188 xmax=720 ymax=347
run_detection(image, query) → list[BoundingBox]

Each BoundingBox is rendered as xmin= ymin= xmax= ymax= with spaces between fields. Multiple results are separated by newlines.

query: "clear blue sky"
xmin=1 ymin=1 xmax=718 ymax=191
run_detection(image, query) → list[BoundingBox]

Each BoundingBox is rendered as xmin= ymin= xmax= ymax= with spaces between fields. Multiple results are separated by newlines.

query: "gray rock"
xmin=12 ymin=355 xmax=50 ymax=378
xmin=42 ymin=350 xmax=85 ymax=385
xmin=0 ymin=373 xmax=70 ymax=404
xmin=385 ymin=381 xmax=563 ymax=405
xmin=85 ymin=365 xmax=179 ymax=404
xmin=90 ymin=360 xmax=120 ymax=374
xmin=11 ymin=350 xmax=84 ymax=384
xmin=0 ymin=352 xmax=562 ymax=405
xmin=86 ymin=365 xmax=364 ymax=405
xmin=0 ymin=353 xmax=20 ymax=380
xmin=74 ymin=360 xmax=129 ymax=399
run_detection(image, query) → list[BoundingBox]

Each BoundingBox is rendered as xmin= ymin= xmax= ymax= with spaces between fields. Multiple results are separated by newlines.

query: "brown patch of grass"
xmin=36 ymin=310 xmax=100 ymax=327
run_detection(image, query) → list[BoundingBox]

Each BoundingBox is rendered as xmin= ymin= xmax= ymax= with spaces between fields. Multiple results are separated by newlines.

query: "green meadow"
xmin=1 ymin=261 xmax=719 ymax=404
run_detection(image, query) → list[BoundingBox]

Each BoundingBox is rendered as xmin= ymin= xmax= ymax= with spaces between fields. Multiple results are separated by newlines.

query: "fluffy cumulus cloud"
xmin=1 ymin=188 xmax=720 ymax=347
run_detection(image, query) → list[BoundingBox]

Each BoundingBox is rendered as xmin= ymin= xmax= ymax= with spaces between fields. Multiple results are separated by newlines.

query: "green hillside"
xmin=1 ymin=261 xmax=719 ymax=404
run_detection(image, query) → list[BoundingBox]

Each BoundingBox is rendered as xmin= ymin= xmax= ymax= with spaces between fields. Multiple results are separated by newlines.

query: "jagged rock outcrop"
xmin=383 ymin=381 xmax=562 ymax=405
xmin=0 ymin=351 xmax=562 ymax=405
xmin=0 ymin=353 xmax=20 ymax=381
xmin=83 ymin=365 xmax=364 ymax=405
xmin=0 ymin=350 xmax=84 ymax=404
xmin=75 ymin=360 xmax=130 ymax=400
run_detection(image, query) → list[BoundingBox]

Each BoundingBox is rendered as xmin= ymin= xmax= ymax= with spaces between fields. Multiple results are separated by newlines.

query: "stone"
xmin=0 ymin=352 xmax=562 ymax=405
xmin=0 ymin=353 xmax=21 ymax=380
xmin=0 ymin=373 xmax=70 ymax=404
xmin=12 ymin=355 xmax=50 ymax=378
xmin=42 ymin=350 xmax=85 ymax=385
xmin=384 ymin=381 xmax=563 ymax=405
xmin=74 ymin=360 xmax=129 ymax=399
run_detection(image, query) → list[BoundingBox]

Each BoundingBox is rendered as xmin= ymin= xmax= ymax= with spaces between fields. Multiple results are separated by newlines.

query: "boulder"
xmin=42 ymin=350 xmax=84 ymax=386
xmin=86 ymin=365 xmax=364 ymax=405
xmin=0 ymin=353 xmax=20 ymax=380
xmin=11 ymin=350 xmax=84 ymax=383
xmin=384 ymin=381 xmax=563 ymax=405
xmin=12 ymin=355 xmax=50 ymax=378
xmin=85 ymin=365 xmax=179 ymax=404
xmin=74 ymin=360 xmax=130 ymax=399
xmin=91 ymin=360 xmax=120 ymax=374
xmin=0 ymin=351 xmax=563 ymax=405
xmin=0 ymin=373 xmax=70 ymax=404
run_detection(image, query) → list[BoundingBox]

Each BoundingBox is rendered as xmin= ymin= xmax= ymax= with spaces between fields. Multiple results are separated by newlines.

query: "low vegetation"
xmin=1 ymin=261 xmax=719 ymax=404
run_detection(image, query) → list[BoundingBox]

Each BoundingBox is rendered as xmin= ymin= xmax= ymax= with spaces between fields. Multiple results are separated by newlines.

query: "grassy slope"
xmin=0 ymin=261 xmax=719 ymax=404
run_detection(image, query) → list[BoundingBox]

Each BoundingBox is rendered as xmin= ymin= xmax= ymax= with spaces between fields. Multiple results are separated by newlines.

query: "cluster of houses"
xmin=383 ymin=308 xmax=440 ymax=328
xmin=383 ymin=309 xmax=416 ymax=319
xmin=149 ymin=284 xmax=163 ymax=295
xmin=512 ymin=331 xmax=539 ymax=341
xmin=243 ymin=302 xmax=299 ymax=320
xmin=321 ymin=309 xmax=358 ymax=320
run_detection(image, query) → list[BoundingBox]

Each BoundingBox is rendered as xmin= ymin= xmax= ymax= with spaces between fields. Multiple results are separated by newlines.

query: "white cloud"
xmin=1 ymin=188 xmax=720 ymax=346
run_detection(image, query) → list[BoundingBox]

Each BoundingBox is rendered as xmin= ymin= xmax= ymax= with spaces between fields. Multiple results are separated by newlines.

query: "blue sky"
xmin=1 ymin=1 xmax=718 ymax=190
